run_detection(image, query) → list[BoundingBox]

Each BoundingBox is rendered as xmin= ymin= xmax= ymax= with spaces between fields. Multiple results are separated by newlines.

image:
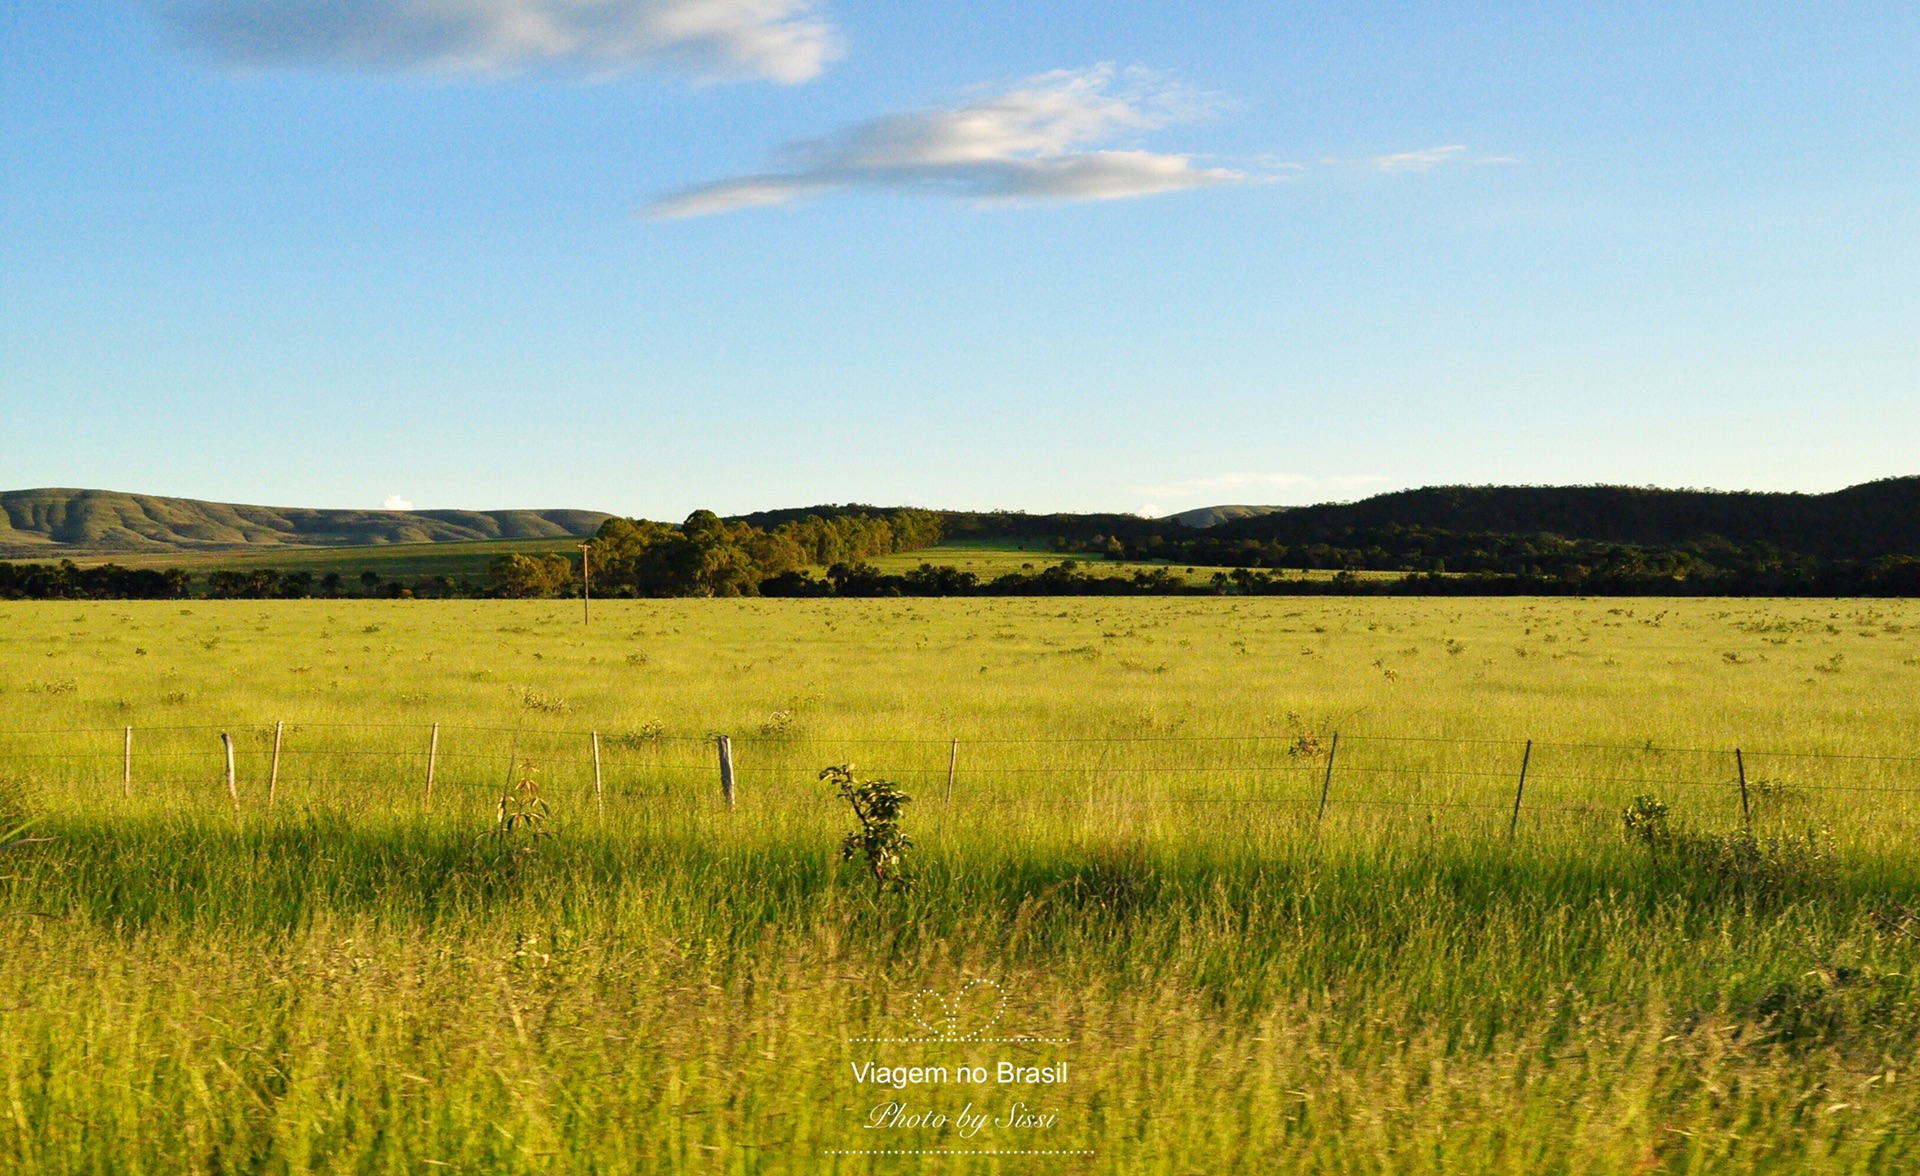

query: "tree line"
xmin=758 ymin=557 xmax=1920 ymax=598
xmin=493 ymin=508 xmax=947 ymax=598
xmin=10 ymin=552 xmax=1920 ymax=601
xmin=0 ymin=563 xmax=467 ymax=601
xmin=0 ymin=562 xmax=192 ymax=600
xmin=10 ymin=483 xmax=1920 ymax=600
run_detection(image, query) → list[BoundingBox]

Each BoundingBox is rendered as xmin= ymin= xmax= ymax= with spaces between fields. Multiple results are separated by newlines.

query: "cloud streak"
xmin=161 ymin=0 xmax=839 ymax=83
xmin=1367 ymin=144 xmax=1466 ymax=173
xmin=645 ymin=66 xmax=1244 ymax=217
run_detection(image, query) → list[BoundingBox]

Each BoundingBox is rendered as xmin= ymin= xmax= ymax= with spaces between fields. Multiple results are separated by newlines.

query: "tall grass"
xmin=1 ymin=597 xmax=1919 ymax=1171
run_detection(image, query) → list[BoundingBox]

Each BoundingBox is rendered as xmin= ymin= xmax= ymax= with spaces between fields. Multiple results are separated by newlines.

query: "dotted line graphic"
xmin=847 ymin=1037 xmax=1074 ymax=1044
xmin=912 ymin=979 xmax=1008 ymax=1039
xmin=824 ymin=1150 xmax=1096 ymax=1156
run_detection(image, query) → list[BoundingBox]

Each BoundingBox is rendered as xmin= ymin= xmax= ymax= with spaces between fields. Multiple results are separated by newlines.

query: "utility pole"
xmin=579 ymin=542 xmax=591 ymax=626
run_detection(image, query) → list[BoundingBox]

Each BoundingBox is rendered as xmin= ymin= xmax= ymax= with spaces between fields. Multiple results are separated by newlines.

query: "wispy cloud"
xmin=1317 ymin=144 xmax=1517 ymax=173
xmin=160 ymin=0 xmax=840 ymax=83
xmin=1367 ymin=144 xmax=1467 ymax=173
xmin=645 ymin=65 xmax=1244 ymax=217
xmin=1132 ymin=472 xmax=1391 ymax=507
xmin=382 ymin=494 xmax=414 ymax=510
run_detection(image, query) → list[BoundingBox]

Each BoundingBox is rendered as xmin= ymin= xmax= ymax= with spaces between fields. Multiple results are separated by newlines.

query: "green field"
xmin=68 ymin=535 xmax=591 ymax=580
xmin=66 ymin=536 xmax=1367 ymax=588
xmin=3 ymin=597 xmax=1920 ymax=1171
xmin=861 ymin=540 xmax=1392 ymax=580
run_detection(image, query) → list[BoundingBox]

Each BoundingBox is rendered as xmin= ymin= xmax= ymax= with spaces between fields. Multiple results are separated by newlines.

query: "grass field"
xmin=65 ymin=535 xmax=1366 ymax=587
xmin=861 ymin=540 xmax=1389 ymax=580
xmin=64 ymin=535 xmax=591 ymax=580
xmin=3 ymin=597 xmax=1920 ymax=1172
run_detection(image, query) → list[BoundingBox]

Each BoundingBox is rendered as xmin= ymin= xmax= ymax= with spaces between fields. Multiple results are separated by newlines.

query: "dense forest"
xmin=552 ymin=508 xmax=946 ymax=598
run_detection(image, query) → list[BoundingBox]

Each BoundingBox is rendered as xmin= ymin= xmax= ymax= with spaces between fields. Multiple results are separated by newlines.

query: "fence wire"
xmin=3 ymin=721 xmax=1918 ymax=837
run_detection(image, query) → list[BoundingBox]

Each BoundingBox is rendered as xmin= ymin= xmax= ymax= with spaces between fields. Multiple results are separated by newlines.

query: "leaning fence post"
xmin=1508 ymin=739 xmax=1533 ymax=839
xmin=1316 ymin=732 xmax=1340 ymax=825
xmin=1736 ymin=748 xmax=1751 ymax=830
xmin=946 ymin=738 xmax=958 ymax=804
xmin=268 ymin=720 xmax=284 ymax=808
xmin=717 ymin=735 xmax=736 ymax=810
xmin=123 ymin=726 xmax=132 ymax=799
xmin=496 ymin=731 xmax=521 ymax=824
xmin=221 ymin=732 xmax=239 ymax=810
xmin=591 ymin=730 xmax=604 ymax=819
xmin=424 ymin=723 xmax=440 ymax=810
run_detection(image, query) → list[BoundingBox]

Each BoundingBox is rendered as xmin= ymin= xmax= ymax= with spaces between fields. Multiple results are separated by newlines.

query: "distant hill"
xmin=729 ymin=484 xmax=1920 ymax=561
xmin=13 ymin=479 xmax=1920 ymax=571
xmin=0 ymin=489 xmax=610 ymax=558
xmin=1206 ymin=479 xmax=1920 ymax=560
xmin=1162 ymin=504 xmax=1289 ymax=529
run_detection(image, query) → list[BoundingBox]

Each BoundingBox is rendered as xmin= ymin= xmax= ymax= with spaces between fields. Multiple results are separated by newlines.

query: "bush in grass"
xmin=1622 ymin=793 xmax=1835 ymax=897
xmin=821 ymin=764 xmax=912 ymax=892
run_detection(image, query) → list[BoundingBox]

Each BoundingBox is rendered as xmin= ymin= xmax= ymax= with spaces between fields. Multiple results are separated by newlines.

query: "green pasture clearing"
xmin=860 ymin=539 xmax=1388 ymax=580
xmin=64 ymin=534 xmax=1364 ymax=587
xmin=66 ymin=535 xmax=589 ymax=579
xmin=2 ymin=597 xmax=1920 ymax=1171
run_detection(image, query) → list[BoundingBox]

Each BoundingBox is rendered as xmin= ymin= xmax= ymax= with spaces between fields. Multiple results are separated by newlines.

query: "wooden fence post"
xmin=123 ymin=726 xmax=132 ymax=799
xmin=592 ymin=730 xmax=604 ymax=818
xmin=1736 ymin=748 xmax=1751 ymax=830
xmin=496 ymin=732 xmax=521 ymax=825
xmin=268 ymin=720 xmax=284 ymax=808
xmin=946 ymin=738 xmax=958 ymax=804
xmin=1316 ymin=733 xmax=1340 ymax=825
xmin=717 ymin=735 xmax=735 ymax=810
xmin=1507 ymin=739 xmax=1533 ymax=839
xmin=221 ymin=732 xmax=238 ymax=810
xmin=424 ymin=723 xmax=440 ymax=811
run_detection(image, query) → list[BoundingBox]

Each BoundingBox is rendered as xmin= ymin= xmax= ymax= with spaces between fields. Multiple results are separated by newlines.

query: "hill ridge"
xmin=1205 ymin=478 xmax=1920 ymax=559
xmin=0 ymin=489 xmax=610 ymax=557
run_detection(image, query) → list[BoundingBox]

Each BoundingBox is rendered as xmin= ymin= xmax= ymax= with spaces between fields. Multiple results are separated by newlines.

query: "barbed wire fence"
xmin=1 ymin=721 xmax=1917 ymax=837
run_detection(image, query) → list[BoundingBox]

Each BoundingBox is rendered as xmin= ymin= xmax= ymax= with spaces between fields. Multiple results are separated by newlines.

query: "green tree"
xmin=490 ymin=553 xmax=573 ymax=598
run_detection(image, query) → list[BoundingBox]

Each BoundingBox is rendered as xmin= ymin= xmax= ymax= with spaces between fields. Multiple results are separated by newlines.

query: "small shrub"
xmin=1748 ymin=776 xmax=1807 ymax=808
xmin=1621 ymin=794 xmax=1672 ymax=846
xmin=490 ymin=759 xmax=550 ymax=842
xmin=821 ymin=764 xmax=912 ymax=892
xmin=606 ymin=722 xmax=666 ymax=748
xmin=760 ymin=709 xmax=798 ymax=737
xmin=1621 ymin=794 xmax=1835 ymax=897
xmin=1279 ymin=712 xmax=1325 ymax=758
xmin=1745 ymin=965 xmax=1912 ymax=1050
xmin=520 ymin=688 xmax=570 ymax=714
xmin=0 ymin=781 xmax=46 ymax=857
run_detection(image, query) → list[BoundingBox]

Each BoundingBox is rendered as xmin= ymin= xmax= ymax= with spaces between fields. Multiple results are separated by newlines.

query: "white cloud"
xmin=1365 ymin=145 xmax=1467 ymax=173
xmin=383 ymin=494 xmax=414 ymax=510
xmin=1131 ymin=473 xmax=1391 ymax=504
xmin=645 ymin=65 xmax=1244 ymax=217
xmin=161 ymin=0 xmax=839 ymax=83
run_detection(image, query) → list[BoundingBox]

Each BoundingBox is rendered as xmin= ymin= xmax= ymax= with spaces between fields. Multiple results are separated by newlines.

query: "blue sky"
xmin=2 ymin=2 xmax=1915 ymax=519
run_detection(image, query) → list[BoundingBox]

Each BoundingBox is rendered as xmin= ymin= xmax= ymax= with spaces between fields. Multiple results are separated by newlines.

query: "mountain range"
xmin=7 ymin=479 xmax=1920 ymax=565
xmin=0 ymin=489 xmax=608 ymax=559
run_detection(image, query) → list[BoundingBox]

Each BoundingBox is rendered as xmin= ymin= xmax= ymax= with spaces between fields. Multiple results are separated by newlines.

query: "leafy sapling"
xmin=821 ymin=764 xmax=913 ymax=892
xmin=490 ymin=758 xmax=551 ymax=842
